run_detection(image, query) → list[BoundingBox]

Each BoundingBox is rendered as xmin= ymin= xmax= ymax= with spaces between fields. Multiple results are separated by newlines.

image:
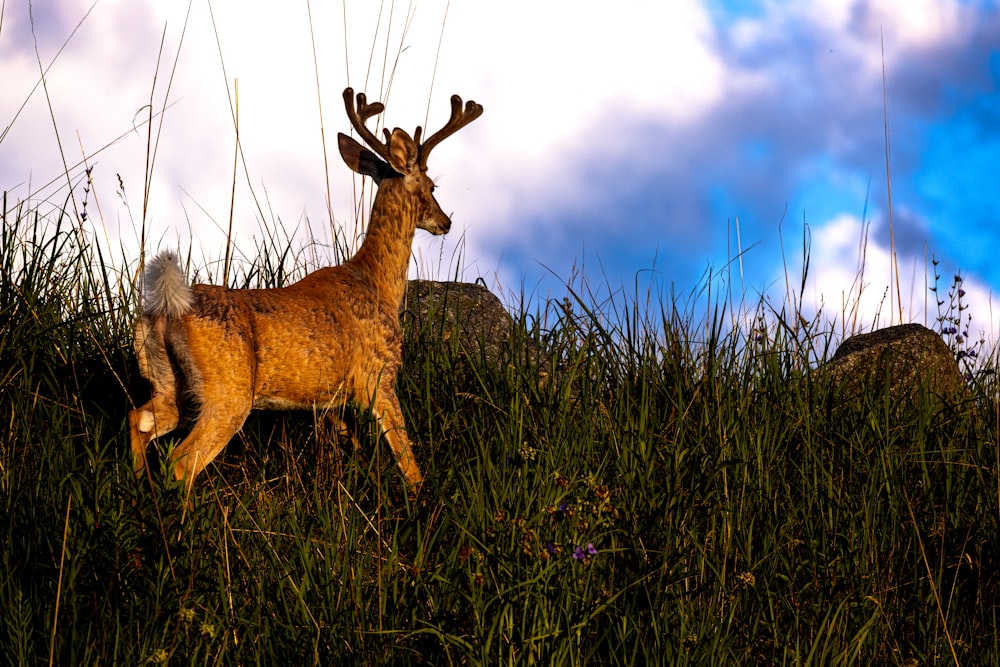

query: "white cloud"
xmin=792 ymin=212 xmax=997 ymax=347
xmin=1 ymin=0 xmax=726 ymax=273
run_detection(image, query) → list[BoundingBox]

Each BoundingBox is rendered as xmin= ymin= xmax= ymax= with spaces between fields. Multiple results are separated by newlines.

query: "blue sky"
xmin=2 ymin=0 xmax=999 ymax=343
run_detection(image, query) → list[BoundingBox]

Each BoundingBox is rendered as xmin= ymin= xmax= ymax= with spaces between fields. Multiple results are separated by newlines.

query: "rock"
xmin=401 ymin=279 xmax=514 ymax=367
xmin=817 ymin=323 xmax=969 ymax=413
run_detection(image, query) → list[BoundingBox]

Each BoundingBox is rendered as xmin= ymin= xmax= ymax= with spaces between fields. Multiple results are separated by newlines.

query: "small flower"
xmin=519 ymin=529 xmax=536 ymax=555
xmin=548 ymin=500 xmax=573 ymax=521
xmin=145 ymin=649 xmax=168 ymax=664
xmin=200 ymin=622 xmax=216 ymax=640
xmin=545 ymin=541 xmax=560 ymax=556
xmin=572 ymin=543 xmax=598 ymax=561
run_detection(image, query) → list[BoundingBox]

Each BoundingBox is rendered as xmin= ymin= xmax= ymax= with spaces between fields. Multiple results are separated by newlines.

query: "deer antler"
xmin=342 ymin=87 xmax=393 ymax=164
xmin=416 ymin=95 xmax=484 ymax=171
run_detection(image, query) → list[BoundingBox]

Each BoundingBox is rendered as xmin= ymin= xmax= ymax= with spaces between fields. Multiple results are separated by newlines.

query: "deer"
xmin=129 ymin=87 xmax=483 ymax=495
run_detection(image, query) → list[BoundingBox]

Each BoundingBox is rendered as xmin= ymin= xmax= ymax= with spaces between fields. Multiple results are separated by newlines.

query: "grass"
xmin=1 ymin=192 xmax=999 ymax=665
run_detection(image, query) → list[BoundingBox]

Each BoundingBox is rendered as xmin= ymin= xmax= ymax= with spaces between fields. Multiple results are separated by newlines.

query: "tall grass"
xmin=1 ymin=195 xmax=998 ymax=665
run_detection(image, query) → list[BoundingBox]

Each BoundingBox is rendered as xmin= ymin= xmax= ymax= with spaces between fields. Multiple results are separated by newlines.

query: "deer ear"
xmin=387 ymin=128 xmax=418 ymax=173
xmin=338 ymin=133 xmax=399 ymax=183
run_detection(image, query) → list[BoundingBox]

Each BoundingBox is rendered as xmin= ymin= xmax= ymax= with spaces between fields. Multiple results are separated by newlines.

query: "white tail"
xmin=141 ymin=251 xmax=192 ymax=318
xmin=129 ymin=88 xmax=483 ymax=494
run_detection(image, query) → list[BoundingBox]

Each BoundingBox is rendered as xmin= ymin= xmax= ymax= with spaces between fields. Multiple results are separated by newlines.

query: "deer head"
xmin=337 ymin=87 xmax=483 ymax=234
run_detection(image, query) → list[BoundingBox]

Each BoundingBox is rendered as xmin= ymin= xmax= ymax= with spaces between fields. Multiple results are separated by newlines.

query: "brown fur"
xmin=130 ymin=88 xmax=482 ymax=494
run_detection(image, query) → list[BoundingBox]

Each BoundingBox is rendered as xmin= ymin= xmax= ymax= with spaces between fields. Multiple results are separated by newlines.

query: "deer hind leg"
xmin=129 ymin=395 xmax=180 ymax=474
xmin=130 ymin=317 xmax=181 ymax=473
xmin=170 ymin=401 xmax=251 ymax=494
xmin=371 ymin=390 xmax=423 ymax=488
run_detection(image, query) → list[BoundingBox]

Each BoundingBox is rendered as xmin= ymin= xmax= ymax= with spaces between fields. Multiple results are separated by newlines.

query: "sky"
xmin=2 ymin=0 xmax=999 ymax=348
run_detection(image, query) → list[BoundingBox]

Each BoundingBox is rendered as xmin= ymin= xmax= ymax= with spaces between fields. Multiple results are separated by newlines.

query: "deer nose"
xmin=418 ymin=215 xmax=451 ymax=235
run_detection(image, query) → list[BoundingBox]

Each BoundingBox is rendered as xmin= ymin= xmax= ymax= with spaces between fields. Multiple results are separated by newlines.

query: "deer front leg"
xmin=372 ymin=391 xmax=423 ymax=489
xmin=129 ymin=395 xmax=181 ymax=474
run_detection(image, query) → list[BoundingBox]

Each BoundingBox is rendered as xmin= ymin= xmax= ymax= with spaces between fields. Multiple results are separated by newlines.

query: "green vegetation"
xmin=1 ymin=196 xmax=998 ymax=665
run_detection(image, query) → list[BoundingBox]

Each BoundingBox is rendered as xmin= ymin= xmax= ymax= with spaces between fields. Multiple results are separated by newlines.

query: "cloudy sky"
xmin=2 ymin=0 xmax=999 ymax=344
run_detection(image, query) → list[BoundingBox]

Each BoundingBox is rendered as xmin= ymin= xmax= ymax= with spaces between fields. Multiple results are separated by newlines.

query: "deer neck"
xmin=347 ymin=184 xmax=417 ymax=307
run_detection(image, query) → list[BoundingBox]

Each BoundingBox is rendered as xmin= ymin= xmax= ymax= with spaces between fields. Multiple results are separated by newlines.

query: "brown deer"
xmin=129 ymin=87 xmax=483 ymax=494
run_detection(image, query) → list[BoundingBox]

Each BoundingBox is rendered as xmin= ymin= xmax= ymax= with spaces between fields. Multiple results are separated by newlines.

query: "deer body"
xmin=129 ymin=88 xmax=482 ymax=493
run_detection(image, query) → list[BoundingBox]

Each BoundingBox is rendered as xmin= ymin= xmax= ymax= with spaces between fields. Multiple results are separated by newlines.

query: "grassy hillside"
xmin=1 ymin=197 xmax=998 ymax=665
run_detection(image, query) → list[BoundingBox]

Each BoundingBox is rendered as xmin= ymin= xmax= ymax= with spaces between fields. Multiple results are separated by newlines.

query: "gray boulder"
xmin=817 ymin=323 xmax=969 ymax=413
xmin=401 ymin=279 xmax=514 ymax=367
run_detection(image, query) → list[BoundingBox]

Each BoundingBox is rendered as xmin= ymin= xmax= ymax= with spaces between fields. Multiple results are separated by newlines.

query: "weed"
xmin=1 ymin=199 xmax=997 ymax=664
